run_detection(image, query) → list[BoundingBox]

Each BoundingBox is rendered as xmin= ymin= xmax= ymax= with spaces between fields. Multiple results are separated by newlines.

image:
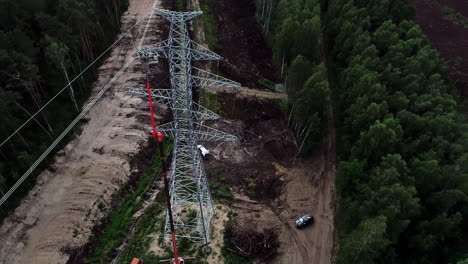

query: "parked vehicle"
xmin=295 ymin=214 xmax=314 ymax=229
xmin=197 ymin=145 xmax=209 ymax=159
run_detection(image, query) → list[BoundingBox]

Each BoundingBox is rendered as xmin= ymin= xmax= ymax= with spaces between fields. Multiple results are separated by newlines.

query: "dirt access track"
xmin=204 ymin=94 xmax=336 ymax=264
xmin=0 ymin=0 xmax=164 ymax=263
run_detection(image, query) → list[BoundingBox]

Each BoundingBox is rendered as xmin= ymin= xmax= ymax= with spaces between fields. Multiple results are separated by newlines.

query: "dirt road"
xmin=201 ymin=91 xmax=336 ymax=264
xmin=0 ymin=0 xmax=163 ymax=263
xmin=272 ymin=118 xmax=336 ymax=264
xmin=231 ymin=149 xmax=336 ymax=264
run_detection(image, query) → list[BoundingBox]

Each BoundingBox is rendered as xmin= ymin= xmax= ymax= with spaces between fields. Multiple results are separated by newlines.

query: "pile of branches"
xmin=225 ymin=220 xmax=279 ymax=261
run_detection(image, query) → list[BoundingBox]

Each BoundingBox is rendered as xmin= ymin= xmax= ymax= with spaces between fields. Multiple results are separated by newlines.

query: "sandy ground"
xmin=205 ymin=204 xmax=229 ymax=264
xmin=0 ymin=0 xmax=163 ymax=263
xmin=273 ymin=121 xmax=336 ymax=264
xmin=231 ymin=144 xmax=336 ymax=264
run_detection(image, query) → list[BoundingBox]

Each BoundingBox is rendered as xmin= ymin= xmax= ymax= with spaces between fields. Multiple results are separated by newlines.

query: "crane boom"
xmin=133 ymin=59 xmax=181 ymax=264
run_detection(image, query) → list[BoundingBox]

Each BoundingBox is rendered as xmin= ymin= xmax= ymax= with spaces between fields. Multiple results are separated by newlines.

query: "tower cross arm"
xmin=132 ymin=39 xmax=171 ymax=59
xmin=189 ymin=41 xmax=223 ymax=61
xmin=129 ymin=88 xmax=172 ymax=106
xmin=153 ymin=8 xmax=203 ymax=21
xmin=191 ymin=67 xmax=240 ymax=89
xmin=193 ymin=123 xmax=237 ymax=142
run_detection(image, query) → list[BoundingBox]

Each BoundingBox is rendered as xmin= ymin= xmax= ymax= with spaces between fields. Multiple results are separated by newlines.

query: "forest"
xmin=0 ymin=0 xmax=129 ymax=219
xmin=262 ymin=0 xmax=468 ymax=263
xmin=257 ymin=0 xmax=330 ymax=156
xmin=322 ymin=0 xmax=468 ymax=263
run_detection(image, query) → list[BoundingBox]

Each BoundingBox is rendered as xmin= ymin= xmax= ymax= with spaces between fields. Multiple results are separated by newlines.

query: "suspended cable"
xmin=0 ymin=6 xmax=157 ymax=207
xmin=0 ymin=9 xmax=152 ymax=148
xmin=0 ymin=58 xmax=135 ymax=207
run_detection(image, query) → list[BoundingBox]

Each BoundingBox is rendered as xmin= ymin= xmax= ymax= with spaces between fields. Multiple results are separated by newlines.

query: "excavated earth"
xmin=209 ymin=0 xmax=279 ymax=87
xmin=200 ymin=0 xmax=337 ymax=263
xmin=204 ymin=93 xmax=336 ymax=264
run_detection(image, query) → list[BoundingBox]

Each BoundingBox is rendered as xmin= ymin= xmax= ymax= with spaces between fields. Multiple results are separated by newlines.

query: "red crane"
xmin=132 ymin=60 xmax=183 ymax=264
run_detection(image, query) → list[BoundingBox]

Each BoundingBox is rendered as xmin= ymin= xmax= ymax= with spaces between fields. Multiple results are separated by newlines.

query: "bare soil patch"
xmin=201 ymin=91 xmax=336 ymax=264
xmin=210 ymin=0 xmax=279 ymax=87
xmin=410 ymin=0 xmax=468 ymax=99
xmin=191 ymin=0 xmax=337 ymax=262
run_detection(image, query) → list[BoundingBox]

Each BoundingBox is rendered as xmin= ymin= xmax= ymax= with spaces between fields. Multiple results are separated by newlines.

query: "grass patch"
xmin=210 ymin=173 xmax=234 ymax=200
xmin=115 ymin=193 xmax=168 ymax=264
xmin=199 ymin=0 xmax=219 ymax=51
xmin=176 ymin=0 xmax=185 ymax=11
xmin=245 ymin=178 xmax=256 ymax=197
xmin=210 ymin=182 xmax=234 ymax=200
xmin=84 ymin=139 xmax=173 ymax=264
xmin=257 ymin=78 xmax=277 ymax=92
xmin=199 ymin=89 xmax=225 ymax=115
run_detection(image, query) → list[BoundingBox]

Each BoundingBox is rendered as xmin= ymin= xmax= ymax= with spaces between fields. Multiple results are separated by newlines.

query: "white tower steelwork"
xmin=132 ymin=8 xmax=240 ymax=246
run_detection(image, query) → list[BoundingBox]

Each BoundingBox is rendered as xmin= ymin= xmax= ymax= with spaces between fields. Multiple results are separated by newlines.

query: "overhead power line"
xmin=0 ymin=6 xmax=157 ymax=207
xmin=0 ymin=58 xmax=134 ymax=207
xmin=0 ymin=9 xmax=152 ymax=148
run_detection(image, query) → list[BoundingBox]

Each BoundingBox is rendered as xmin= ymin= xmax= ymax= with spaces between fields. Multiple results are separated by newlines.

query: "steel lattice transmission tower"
xmin=132 ymin=8 xmax=240 ymax=246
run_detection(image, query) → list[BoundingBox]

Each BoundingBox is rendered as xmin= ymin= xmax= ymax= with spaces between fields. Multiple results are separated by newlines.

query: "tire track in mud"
xmin=268 ymin=203 xmax=311 ymax=264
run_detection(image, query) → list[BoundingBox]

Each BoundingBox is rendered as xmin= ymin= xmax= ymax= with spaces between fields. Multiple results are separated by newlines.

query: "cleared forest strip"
xmin=0 ymin=0 xmax=163 ymax=263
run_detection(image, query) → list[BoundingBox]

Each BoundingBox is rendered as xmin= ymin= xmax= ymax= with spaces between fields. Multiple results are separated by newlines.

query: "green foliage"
xmin=222 ymin=249 xmax=250 ymax=264
xmin=442 ymin=6 xmax=468 ymax=29
xmin=266 ymin=0 xmax=330 ymax=155
xmin=210 ymin=173 xmax=234 ymax=200
xmin=73 ymin=228 xmax=80 ymax=238
xmin=210 ymin=182 xmax=234 ymax=200
xmin=0 ymin=0 xmax=130 ymax=221
xmin=257 ymin=78 xmax=276 ymax=92
xmin=245 ymin=178 xmax=256 ymax=197
xmin=269 ymin=0 xmax=321 ymax=64
xmin=116 ymin=193 xmax=210 ymax=264
xmin=199 ymin=89 xmax=224 ymax=115
xmin=337 ymin=216 xmax=390 ymax=264
xmin=199 ymin=0 xmax=219 ymax=51
xmin=286 ymin=62 xmax=330 ymax=155
xmin=286 ymin=55 xmax=314 ymax=99
xmin=324 ymin=0 xmax=468 ymax=262
xmin=176 ymin=0 xmax=185 ymax=11
xmin=85 ymin=140 xmax=172 ymax=264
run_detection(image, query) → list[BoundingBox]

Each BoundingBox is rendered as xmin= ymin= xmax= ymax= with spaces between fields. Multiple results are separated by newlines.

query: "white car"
xmin=197 ymin=145 xmax=209 ymax=159
xmin=295 ymin=214 xmax=314 ymax=229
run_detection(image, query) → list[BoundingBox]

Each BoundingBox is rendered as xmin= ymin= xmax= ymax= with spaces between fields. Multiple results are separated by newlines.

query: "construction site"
xmin=0 ymin=0 xmax=336 ymax=263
